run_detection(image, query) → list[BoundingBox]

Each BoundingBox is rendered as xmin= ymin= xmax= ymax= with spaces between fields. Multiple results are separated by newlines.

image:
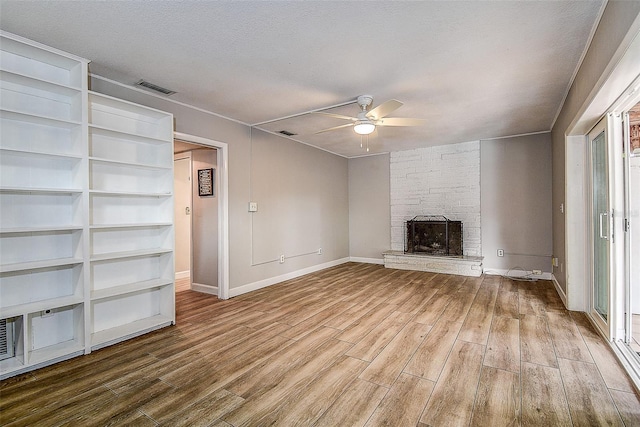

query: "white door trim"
xmin=173 ymin=153 xmax=193 ymax=283
xmin=174 ymin=132 xmax=230 ymax=300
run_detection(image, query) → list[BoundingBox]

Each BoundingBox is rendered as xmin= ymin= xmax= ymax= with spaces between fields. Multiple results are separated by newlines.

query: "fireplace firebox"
xmin=405 ymin=215 xmax=463 ymax=256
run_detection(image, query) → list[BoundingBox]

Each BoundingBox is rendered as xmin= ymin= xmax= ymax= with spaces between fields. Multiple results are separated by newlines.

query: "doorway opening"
xmin=172 ymin=132 xmax=230 ymax=299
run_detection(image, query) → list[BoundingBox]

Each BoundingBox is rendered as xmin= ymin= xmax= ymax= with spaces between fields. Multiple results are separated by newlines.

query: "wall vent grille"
xmin=134 ymin=79 xmax=176 ymax=96
xmin=0 ymin=318 xmax=14 ymax=360
xmin=279 ymin=130 xmax=297 ymax=136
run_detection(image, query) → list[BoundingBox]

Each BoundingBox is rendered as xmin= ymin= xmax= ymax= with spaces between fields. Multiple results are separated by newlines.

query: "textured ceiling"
xmin=0 ymin=1 xmax=604 ymax=157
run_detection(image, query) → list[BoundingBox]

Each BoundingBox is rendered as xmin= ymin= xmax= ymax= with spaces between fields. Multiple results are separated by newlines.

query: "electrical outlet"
xmin=248 ymin=202 xmax=258 ymax=212
xmin=552 ymin=257 xmax=559 ymax=267
xmin=532 ymin=269 xmax=542 ymax=275
xmin=280 ymin=254 xmax=285 ymax=263
xmin=41 ymin=309 xmax=53 ymax=318
xmin=318 ymin=248 xmax=322 ymax=255
xmin=497 ymin=249 xmax=504 ymax=257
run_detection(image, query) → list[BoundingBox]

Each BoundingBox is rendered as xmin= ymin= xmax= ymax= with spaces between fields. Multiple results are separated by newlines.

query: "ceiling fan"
xmin=314 ymin=95 xmax=425 ymax=135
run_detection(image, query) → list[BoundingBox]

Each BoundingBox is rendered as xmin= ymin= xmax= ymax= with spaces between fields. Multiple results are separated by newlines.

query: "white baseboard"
xmin=192 ymin=282 xmax=218 ymax=296
xmin=349 ymin=257 xmax=384 ymax=265
xmin=551 ymin=274 xmax=568 ymax=308
xmin=175 ymin=270 xmax=190 ymax=280
xmin=483 ymin=268 xmax=553 ymax=281
xmin=229 ymin=257 xmax=351 ymax=298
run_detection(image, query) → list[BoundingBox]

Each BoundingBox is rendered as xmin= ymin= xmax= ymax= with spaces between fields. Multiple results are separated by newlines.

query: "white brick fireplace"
xmin=390 ymin=141 xmax=481 ymax=257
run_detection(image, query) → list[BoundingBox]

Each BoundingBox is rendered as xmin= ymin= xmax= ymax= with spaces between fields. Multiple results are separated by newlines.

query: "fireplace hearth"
xmin=405 ymin=215 xmax=463 ymax=256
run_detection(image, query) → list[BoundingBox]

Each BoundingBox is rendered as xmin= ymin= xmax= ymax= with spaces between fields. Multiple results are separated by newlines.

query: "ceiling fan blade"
xmin=313 ymin=111 xmax=356 ymax=121
xmin=376 ymin=117 xmax=426 ymax=127
xmin=314 ymin=123 xmax=353 ymax=134
xmin=366 ymin=99 xmax=403 ymax=120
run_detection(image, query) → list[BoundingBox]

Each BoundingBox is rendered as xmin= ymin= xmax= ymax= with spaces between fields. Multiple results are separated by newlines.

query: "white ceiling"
xmin=0 ymin=1 xmax=604 ymax=157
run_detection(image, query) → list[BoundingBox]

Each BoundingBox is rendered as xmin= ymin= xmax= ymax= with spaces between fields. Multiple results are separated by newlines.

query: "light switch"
xmin=249 ymin=202 xmax=258 ymax=212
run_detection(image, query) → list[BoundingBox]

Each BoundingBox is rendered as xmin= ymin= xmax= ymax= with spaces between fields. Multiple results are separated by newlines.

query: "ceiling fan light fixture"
xmin=354 ymin=120 xmax=375 ymax=135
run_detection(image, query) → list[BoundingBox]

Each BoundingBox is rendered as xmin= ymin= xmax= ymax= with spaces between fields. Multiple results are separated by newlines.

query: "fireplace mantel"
xmin=382 ymin=250 xmax=483 ymax=277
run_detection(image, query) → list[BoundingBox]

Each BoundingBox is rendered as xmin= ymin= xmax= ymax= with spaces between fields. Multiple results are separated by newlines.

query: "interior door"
xmin=174 ymin=155 xmax=192 ymax=287
xmin=589 ymin=117 xmax=613 ymax=338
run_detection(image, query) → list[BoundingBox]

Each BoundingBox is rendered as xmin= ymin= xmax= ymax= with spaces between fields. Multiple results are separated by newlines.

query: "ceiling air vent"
xmin=134 ymin=79 xmax=176 ymax=96
xmin=279 ymin=130 xmax=297 ymax=136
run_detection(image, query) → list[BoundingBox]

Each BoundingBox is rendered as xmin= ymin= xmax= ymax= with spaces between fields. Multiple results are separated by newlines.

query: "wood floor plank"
xmin=313 ymin=378 xmax=388 ymax=427
xmin=359 ymin=321 xmax=431 ymax=387
xmin=404 ymin=318 xmax=464 ymax=381
xmin=520 ymin=313 xmax=558 ymax=368
xmin=337 ymin=303 xmax=398 ymax=343
xmin=458 ymin=279 xmax=500 ymax=344
xmin=279 ymin=298 xmax=347 ymax=326
xmin=221 ymin=341 xmax=354 ymax=426
xmin=484 ymin=316 xmax=520 ymax=373
xmin=521 ymin=362 xmax=572 ymax=427
xmin=499 ymin=277 xmax=519 ymax=293
xmin=546 ymin=311 xmax=593 ymax=363
xmin=111 ymin=411 xmax=157 ymax=427
xmin=0 ymin=353 xmax=160 ymax=424
xmin=420 ymin=340 xmax=485 ymax=427
xmin=494 ymin=289 xmax=520 ymax=319
xmin=58 ymin=378 xmax=174 ymax=426
xmin=570 ymin=311 xmax=636 ymax=392
xmin=156 ymin=389 xmax=244 ymax=427
xmin=558 ymin=357 xmax=624 ymax=426
xmin=439 ymin=281 xmax=481 ymax=323
xmin=365 ymin=373 xmax=435 ymax=427
xmin=518 ymin=285 xmax=547 ymax=316
xmin=160 ymin=323 xmax=293 ymax=388
xmin=245 ymin=355 xmax=368 ymax=426
xmin=106 ymin=325 xmax=254 ymax=393
xmin=224 ymin=326 xmax=343 ymax=398
xmin=346 ymin=311 xmax=413 ymax=361
xmin=412 ymin=291 xmax=454 ymax=326
xmin=280 ymin=300 xmax=355 ymax=340
xmin=396 ymin=284 xmax=439 ymax=314
xmin=3 ymin=385 xmax=117 ymax=426
xmin=470 ymin=366 xmax=520 ymax=427
xmin=609 ymin=389 xmax=640 ymax=427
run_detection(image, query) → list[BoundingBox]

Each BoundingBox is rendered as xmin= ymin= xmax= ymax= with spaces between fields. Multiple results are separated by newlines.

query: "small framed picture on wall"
xmin=198 ymin=168 xmax=215 ymax=197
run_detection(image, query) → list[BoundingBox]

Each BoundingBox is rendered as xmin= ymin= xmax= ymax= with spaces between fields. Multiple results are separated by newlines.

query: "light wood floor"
xmin=2 ymin=263 xmax=639 ymax=426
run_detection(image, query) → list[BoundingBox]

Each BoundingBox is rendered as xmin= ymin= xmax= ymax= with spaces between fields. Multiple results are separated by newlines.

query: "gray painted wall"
xmin=192 ymin=149 xmax=218 ymax=287
xmin=249 ymin=128 xmax=349 ymax=266
xmin=90 ymin=77 xmax=349 ymax=292
xmin=551 ymin=1 xmax=640 ymax=293
xmin=348 ymin=154 xmax=390 ymax=260
xmin=481 ymin=134 xmax=552 ymax=273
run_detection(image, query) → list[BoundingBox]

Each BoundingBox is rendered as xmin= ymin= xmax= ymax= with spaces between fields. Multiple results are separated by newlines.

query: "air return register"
xmin=0 ymin=318 xmax=15 ymax=361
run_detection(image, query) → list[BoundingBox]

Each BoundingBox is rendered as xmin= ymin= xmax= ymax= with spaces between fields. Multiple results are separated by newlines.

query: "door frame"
xmin=173 ymin=153 xmax=193 ymax=285
xmin=174 ymin=132 xmax=230 ymax=300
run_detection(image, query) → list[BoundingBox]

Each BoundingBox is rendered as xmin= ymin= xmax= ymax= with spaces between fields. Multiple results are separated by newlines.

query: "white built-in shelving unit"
xmin=0 ymin=31 xmax=174 ymax=379
xmin=88 ymin=91 xmax=175 ymax=350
